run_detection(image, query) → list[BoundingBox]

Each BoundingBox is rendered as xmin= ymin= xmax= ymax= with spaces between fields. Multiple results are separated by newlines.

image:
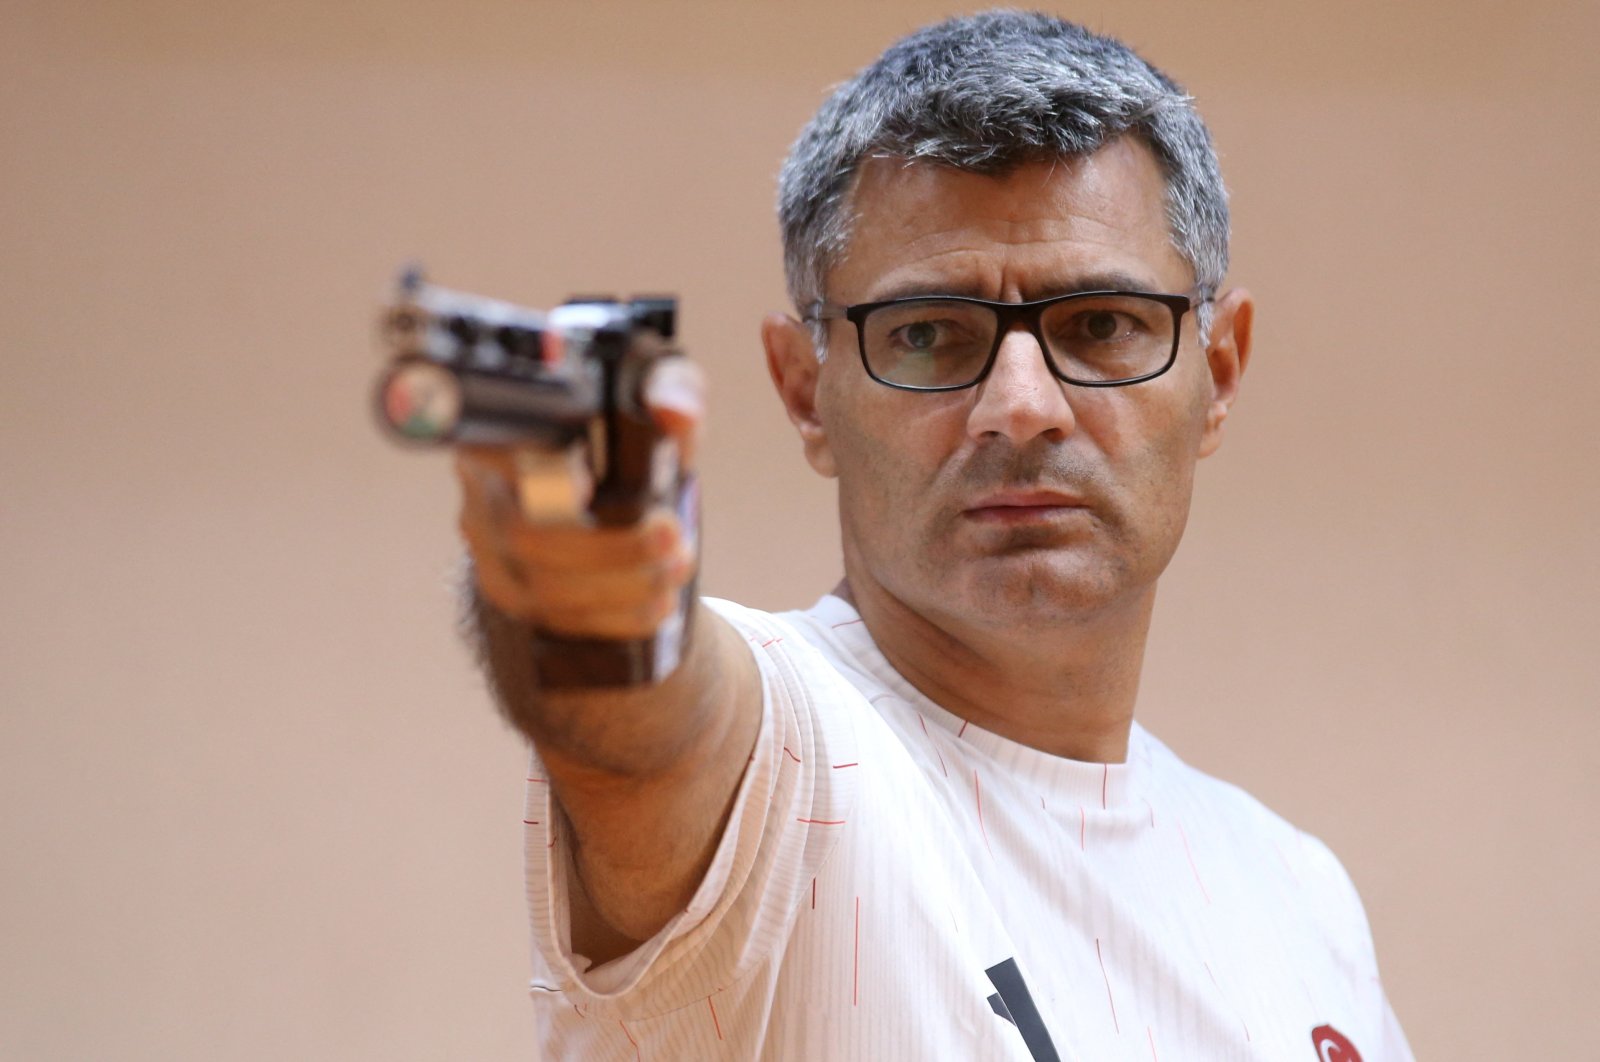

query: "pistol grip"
xmin=530 ymin=472 xmax=699 ymax=690
xmin=529 ymin=345 xmax=695 ymax=688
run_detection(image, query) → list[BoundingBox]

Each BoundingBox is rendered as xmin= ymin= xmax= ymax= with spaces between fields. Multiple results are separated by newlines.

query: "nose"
xmin=965 ymin=327 xmax=1077 ymax=444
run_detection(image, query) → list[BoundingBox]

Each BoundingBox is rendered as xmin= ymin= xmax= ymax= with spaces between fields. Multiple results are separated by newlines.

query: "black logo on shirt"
xmin=985 ymin=958 xmax=1060 ymax=1061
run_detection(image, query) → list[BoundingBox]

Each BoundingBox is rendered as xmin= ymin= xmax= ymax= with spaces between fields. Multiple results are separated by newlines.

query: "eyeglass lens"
xmin=861 ymin=295 xmax=1178 ymax=388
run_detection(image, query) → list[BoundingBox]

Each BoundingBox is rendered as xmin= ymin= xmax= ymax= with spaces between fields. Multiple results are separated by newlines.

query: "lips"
xmin=963 ymin=488 xmax=1088 ymax=523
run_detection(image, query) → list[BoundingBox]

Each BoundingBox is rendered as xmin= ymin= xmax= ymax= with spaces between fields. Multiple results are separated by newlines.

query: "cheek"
xmin=829 ymin=412 xmax=915 ymax=513
xmin=823 ymin=391 xmax=959 ymax=541
xmin=1091 ymin=391 xmax=1204 ymax=525
xmin=1129 ymin=366 xmax=1210 ymax=462
xmin=1133 ymin=407 xmax=1205 ymax=552
xmin=824 ymin=379 xmax=945 ymax=482
xmin=819 ymin=388 xmax=888 ymax=521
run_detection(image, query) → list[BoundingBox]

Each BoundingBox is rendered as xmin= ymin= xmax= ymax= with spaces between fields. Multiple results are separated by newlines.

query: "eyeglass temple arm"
xmin=800 ymin=301 xmax=850 ymax=321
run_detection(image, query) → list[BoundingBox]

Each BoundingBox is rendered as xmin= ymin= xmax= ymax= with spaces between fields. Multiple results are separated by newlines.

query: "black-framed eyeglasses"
xmin=804 ymin=290 xmax=1201 ymax=392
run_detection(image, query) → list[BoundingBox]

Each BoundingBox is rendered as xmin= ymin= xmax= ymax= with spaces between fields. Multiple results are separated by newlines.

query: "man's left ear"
xmin=1198 ymin=287 xmax=1254 ymax=458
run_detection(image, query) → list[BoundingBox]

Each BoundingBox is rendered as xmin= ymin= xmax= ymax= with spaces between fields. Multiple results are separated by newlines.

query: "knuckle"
xmin=475 ymin=571 xmax=534 ymax=621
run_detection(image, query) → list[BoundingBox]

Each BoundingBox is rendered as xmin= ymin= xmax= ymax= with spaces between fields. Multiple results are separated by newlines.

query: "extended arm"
xmin=456 ymin=361 xmax=762 ymax=960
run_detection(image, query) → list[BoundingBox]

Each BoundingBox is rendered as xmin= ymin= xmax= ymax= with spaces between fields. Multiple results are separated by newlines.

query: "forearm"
xmin=472 ymin=589 xmax=730 ymax=771
xmin=471 ymin=587 xmax=763 ymax=942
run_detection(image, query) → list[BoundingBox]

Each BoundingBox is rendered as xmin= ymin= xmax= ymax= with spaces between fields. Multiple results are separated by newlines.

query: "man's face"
xmin=773 ymin=138 xmax=1247 ymax=634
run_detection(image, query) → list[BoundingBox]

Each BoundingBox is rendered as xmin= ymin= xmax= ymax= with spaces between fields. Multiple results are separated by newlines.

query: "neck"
xmin=833 ymin=574 xmax=1154 ymax=764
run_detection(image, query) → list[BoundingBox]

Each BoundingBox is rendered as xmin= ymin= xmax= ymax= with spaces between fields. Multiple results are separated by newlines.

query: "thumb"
xmin=644 ymin=356 xmax=706 ymax=472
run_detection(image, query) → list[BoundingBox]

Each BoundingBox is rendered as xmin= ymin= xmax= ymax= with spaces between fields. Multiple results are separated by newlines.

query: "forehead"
xmin=830 ymin=137 xmax=1191 ymax=302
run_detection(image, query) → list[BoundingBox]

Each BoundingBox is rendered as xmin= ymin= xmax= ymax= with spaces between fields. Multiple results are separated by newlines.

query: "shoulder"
xmin=1140 ymin=727 xmax=1378 ymax=951
xmin=701 ymin=595 xmax=828 ymax=651
xmin=703 ymin=595 xmax=879 ymax=693
xmin=1139 ymin=726 xmax=1306 ymax=840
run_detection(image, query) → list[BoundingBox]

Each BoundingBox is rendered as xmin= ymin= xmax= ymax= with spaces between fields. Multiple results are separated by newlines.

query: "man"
xmin=457 ymin=12 xmax=1412 ymax=1060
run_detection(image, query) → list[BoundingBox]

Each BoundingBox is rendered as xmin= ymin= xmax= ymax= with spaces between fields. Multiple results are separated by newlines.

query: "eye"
xmin=902 ymin=321 xmax=940 ymax=350
xmin=1050 ymin=303 xmax=1155 ymax=346
xmin=1084 ymin=311 xmax=1121 ymax=341
xmin=864 ymin=300 xmax=993 ymax=376
xmin=888 ymin=318 xmax=968 ymax=353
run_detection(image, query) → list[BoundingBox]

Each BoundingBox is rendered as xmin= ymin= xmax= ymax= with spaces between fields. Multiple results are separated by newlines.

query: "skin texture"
xmin=765 ymin=138 xmax=1253 ymax=763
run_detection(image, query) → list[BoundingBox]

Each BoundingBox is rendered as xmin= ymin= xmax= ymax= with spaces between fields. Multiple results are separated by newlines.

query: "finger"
xmin=459 ymin=506 xmax=694 ymax=620
xmin=465 ymin=537 xmax=686 ymax=640
xmin=457 ymin=447 xmax=680 ymax=562
xmin=494 ymin=509 xmax=683 ymax=567
xmin=456 ymin=445 xmax=521 ymax=485
xmin=535 ymin=587 xmax=685 ymax=640
xmin=457 ymin=445 xmax=594 ymax=525
xmin=502 ymin=549 xmax=693 ymax=612
xmin=454 ymin=434 xmax=696 ymax=638
xmin=470 ymin=543 xmax=539 ymax=621
xmin=456 ymin=449 xmax=519 ymax=526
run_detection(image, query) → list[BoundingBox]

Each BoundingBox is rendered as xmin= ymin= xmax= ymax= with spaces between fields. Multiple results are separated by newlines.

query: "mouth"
xmin=962 ymin=488 xmax=1089 ymax=525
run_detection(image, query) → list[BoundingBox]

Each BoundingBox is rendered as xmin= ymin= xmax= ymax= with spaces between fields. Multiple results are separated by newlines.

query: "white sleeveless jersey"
xmin=520 ymin=596 xmax=1413 ymax=1060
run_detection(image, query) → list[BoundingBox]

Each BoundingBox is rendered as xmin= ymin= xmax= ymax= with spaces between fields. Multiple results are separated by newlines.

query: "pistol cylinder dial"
xmin=378 ymin=359 xmax=463 ymax=443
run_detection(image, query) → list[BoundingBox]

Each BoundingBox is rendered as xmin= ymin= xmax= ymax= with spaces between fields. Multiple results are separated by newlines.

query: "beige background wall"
xmin=3 ymin=1 xmax=1595 ymax=1058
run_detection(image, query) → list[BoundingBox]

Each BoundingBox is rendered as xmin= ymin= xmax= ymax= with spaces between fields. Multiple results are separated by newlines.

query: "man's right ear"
xmin=762 ymin=313 xmax=837 ymax=478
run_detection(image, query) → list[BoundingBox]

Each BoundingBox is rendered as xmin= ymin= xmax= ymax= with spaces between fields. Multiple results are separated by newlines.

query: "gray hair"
xmin=777 ymin=10 xmax=1229 ymax=346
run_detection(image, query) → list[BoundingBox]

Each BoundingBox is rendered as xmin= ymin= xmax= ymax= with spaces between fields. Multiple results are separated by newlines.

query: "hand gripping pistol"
xmin=374 ymin=267 xmax=696 ymax=689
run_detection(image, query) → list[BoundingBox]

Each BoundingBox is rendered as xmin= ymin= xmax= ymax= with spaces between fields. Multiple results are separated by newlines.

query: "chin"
xmin=934 ymin=552 xmax=1135 ymax=628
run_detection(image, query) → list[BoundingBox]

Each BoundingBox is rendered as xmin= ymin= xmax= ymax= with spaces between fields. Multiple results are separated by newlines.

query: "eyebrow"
xmin=866 ymin=271 xmax=1164 ymax=303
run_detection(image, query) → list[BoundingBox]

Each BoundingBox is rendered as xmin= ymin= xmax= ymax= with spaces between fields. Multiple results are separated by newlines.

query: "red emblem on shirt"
xmin=1310 ymin=1024 xmax=1363 ymax=1061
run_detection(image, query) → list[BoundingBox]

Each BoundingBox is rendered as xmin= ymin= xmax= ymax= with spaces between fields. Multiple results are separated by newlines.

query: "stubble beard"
xmin=857 ymin=440 xmax=1142 ymax=633
xmin=913 ymin=515 xmax=1136 ymax=631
